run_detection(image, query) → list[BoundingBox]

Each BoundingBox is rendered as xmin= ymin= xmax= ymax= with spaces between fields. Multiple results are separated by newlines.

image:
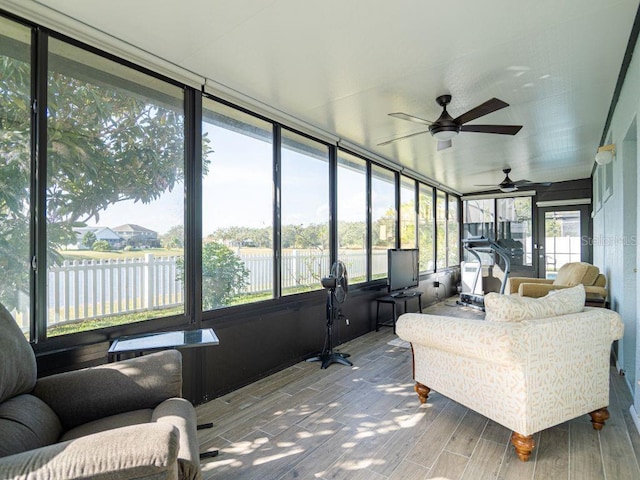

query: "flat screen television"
xmin=387 ymin=248 xmax=419 ymax=296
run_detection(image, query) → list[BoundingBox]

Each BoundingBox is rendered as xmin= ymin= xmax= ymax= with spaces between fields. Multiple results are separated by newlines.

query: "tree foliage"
xmin=82 ymin=231 xmax=97 ymax=249
xmin=92 ymin=240 xmax=111 ymax=252
xmin=0 ymin=52 xmax=210 ymax=310
xmin=160 ymin=225 xmax=184 ymax=249
xmin=194 ymin=242 xmax=250 ymax=310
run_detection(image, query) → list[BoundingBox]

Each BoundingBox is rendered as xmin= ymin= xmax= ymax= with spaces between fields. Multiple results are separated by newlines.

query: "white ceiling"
xmin=5 ymin=0 xmax=640 ymax=193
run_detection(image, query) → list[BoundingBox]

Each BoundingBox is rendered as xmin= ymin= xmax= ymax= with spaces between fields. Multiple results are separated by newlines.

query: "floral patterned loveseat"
xmin=396 ymin=285 xmax=623 ymax=461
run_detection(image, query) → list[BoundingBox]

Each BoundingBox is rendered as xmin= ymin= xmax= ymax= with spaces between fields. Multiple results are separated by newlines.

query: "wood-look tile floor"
xmin=196 ymin=327 xmax=640 ymax=480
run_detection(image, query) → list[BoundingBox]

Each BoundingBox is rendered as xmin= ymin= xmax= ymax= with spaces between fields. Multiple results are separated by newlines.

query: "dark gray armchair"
xmin=0 ymin=303 xmax=201 ymax=480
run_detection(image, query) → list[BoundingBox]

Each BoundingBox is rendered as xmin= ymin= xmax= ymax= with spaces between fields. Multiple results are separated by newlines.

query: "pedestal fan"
xmin=307 ymin=260 xmax=352 ymax=369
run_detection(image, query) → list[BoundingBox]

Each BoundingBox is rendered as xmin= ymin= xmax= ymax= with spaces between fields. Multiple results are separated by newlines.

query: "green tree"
xmin=199 ymin=242 xmax=249 ymax=309
xmin=0 ymin=52 xmax=211 ymax=310
xmin=82 ymin=231 xmax=97 ymax=249
xmin=161 ymin=225 xmax=184 ymax=249
xmin=92 ymin=240 xmax=111 ymax=252
xmin=337 ymin=221 xmax=366 ymax=248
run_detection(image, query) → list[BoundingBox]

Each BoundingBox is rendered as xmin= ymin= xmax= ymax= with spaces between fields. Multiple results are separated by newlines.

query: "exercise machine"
xmin=458 ymin=236 xmax=511 ymax=310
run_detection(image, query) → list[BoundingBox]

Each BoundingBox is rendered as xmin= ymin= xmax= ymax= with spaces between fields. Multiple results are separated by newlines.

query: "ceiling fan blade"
xmin=437 ymin=139 xmax=452 ymax=151
xmin=460 ymin=124 xmax=523 ymax=135
xmin=388 ymin=112 xmax=432 ymax=125
xmin=474 ymin=184 xmax=500 ymax=187
xmin=453 ymin=98 xmax=509 ymax=125
xmin=377 ymin=130 xmax=430 ymax=146
xmin=516 ymin=180 xmax=552 ymax=187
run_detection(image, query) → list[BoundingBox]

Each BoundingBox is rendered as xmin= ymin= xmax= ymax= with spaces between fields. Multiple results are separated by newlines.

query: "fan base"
xmin=306 ymin=351 xmax=352 ymax=369
xmin=436 ymin=94 xmax=452 ymax=107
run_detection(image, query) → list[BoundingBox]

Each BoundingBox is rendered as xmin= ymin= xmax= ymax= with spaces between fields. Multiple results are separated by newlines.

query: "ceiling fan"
xmin=474 ymin=168 xmax=552 ymax=193
xmin=379 ymin=95 xmax=523 ymax=150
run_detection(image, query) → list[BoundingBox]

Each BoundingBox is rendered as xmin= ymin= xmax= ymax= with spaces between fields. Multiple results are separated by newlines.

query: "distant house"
xmin=72 ymin=226 xmax=123 ymax=249
xmin=112 ymin=224 xmax=160 ymax=248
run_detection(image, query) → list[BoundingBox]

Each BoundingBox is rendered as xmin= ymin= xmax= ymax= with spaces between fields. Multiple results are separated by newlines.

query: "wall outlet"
xmin=433 ymin=281 xmax=440 ymax=288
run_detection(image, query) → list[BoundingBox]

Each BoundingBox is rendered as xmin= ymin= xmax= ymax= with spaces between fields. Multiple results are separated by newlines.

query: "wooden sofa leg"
xmin=589 ymin=407 xmax=610 ymax=430
xmin=415 ymin=382 xmax=430 ymax=404
xmin=511 ymin=432 xmax=535 ymax=462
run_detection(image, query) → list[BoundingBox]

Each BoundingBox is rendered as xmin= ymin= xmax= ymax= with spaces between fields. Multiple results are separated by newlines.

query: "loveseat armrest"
xmin=584 ymin=285 xmax=608 ymax=298
xmin=34 ymin=350 xmax=183 ymax=431
xmin=517 ymin=282 xmax=562 ymax=298
xmin=396 ymin=313 xmax=523 ymax=366
xmin=0 ymin=423 xmax=179 ymax=480
xmin=508 ymin=277 xmax=552 ymax=294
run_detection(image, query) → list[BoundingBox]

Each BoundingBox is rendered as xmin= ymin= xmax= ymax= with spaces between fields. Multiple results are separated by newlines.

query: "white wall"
xmin=593 ymin=31 xmax=640 ymax=417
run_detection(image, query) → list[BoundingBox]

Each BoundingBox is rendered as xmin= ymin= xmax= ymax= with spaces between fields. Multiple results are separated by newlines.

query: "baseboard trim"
xmin=630 ymin=405 xmax=640 ymax=436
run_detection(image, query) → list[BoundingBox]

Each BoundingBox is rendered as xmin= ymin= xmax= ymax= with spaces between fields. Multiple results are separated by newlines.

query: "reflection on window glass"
xmin=371 ymin=165 xmax=396 ymax=279
xmin=447 ymin=196 xmax=460 ymax=267
xmin=463 ymin=199 xmax=495 ymax=240
xmin=418 ymin=185 xmax=434 ymax=272
xmin=337 ymin=151 xmax=367 ymax=284
xmin=436 ymin=191 xmax=447 ymax=269
xmin=497 ymin=197 xmax=532 ymax=267
xmin=0 ymin=19 xmax=31 ymax=334
xmin=281 ymin=130 xmax=330 ymax=294
xmin=202 ymin=99 xmax=274 ymax=310
xmin=46 ymin=39 xmax=185 ymax=336
xmin=400 ymin=176 xmax=416 ymax=249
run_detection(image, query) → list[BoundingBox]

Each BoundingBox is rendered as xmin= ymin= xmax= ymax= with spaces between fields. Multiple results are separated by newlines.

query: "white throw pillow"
xmin=484 ymin=284 xmax=585 ymax=322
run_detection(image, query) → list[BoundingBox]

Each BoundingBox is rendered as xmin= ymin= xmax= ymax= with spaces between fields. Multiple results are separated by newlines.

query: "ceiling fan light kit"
xmin=595 ymin=144 xmax=615 ymax=165
xmin=383 ymin=94 xmax=523 ymax=149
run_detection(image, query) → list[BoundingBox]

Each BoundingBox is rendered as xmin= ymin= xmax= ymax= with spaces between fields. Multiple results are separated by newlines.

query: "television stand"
xmin=391 ymin=291 xmax=417 ymax=299
xmin=375 ymin=290 xmax=423 ymax=334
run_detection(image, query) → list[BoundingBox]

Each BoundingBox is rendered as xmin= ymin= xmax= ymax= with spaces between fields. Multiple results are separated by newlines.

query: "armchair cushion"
xmin=59 ymin=398 xmax=201 ymax=480
xmin=508 ymin=277 xmax=552 ymax=295
xmin=0 ymin=304 xmax=37 ymax=403
xmin=60 ymin=409 xmax=153 ymax=442
xmin=485 ymin=284 xmax=585 ymax=322
xmin=33 ymin=350 xmax=183 ymax=431
xmin=152 ymin=398 xmax=201 ymax=480
xmin=553 ymin=262 xmax=600 ymax=286
xmin=0 ymin=423 xmax=180 ymax=480
xmin=0 ymin=394 xmax=62 ymax=457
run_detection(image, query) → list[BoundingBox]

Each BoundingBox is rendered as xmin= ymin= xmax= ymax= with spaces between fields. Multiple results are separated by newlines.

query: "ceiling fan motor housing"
xmin=429 ymin=95 xmax=460 ymax=139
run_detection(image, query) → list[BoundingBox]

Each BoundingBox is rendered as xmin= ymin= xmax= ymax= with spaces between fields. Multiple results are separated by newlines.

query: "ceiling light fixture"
xmin=595 ymin=144 xmax=615 ymax=165
xmin=430 ymin=126 xmax=459 ymax=141
xmin=499 ymin=169 xmax=518 ymax=193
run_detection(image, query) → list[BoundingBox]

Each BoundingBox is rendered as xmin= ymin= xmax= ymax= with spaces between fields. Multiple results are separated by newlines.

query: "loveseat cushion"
xmin=0 ymin=394 xmax=63 ymax=458
xmin=485 ymin=284 xmax=585 ymax=322
xmin=0 ymin=303 xmax=37 ymax=403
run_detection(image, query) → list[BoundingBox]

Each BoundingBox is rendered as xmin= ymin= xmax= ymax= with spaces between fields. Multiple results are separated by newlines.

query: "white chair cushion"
xmin=485 ymin=284 xmax=585 ymax=322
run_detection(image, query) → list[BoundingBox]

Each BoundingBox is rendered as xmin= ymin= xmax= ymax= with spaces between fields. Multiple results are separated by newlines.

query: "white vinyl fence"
xmin=39 ymin=250 xmax=388 ymax=329
xmin=47 ymin=254 xmax=183 ymax=325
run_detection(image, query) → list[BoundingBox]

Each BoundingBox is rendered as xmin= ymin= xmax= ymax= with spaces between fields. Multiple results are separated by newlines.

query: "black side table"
xmin=375 ymin=291 xmax=423 ymax=334
xmin=108 ymin=328 xmax=219 ymax=362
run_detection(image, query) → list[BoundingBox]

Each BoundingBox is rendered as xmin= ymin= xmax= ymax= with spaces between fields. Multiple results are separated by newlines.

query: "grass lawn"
xmin=47 ymin=306 xmax=184 ymax=336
